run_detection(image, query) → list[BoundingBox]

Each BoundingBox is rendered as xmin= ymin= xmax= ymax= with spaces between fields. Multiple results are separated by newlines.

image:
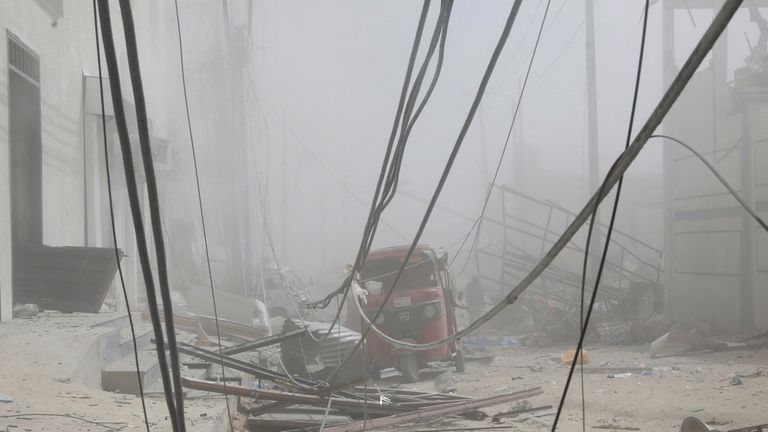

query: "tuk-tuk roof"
xmin=366 ymin=244 xmax=435 ymax=261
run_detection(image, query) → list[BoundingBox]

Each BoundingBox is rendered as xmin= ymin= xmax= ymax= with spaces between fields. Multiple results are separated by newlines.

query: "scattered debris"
xmin=726 ymin=424 xmax=768 ymax=432
xmin=593 ymin=425 xmax=640 ymax=431
xmin=680 ymin=416 xmax=710 ymax=432
xmin=315 ymin=387 xmax=544 ymax=432
xmin=12 ymin=304 xmax=39 ymax=318
xmin=434 ymin=371 xmax=457 ymax=393
xmin=491 ymin=402 xmax=553 ymax=423
xmin=649 ymin=328 xmax=725 ymax=358
xmin=279 ymin=320 xmax=365 ymax=385
xmin=143 ymin=310 xmax=269 ymax=342
xmin=581 ymin=367 xmax=653 ymax=375
xmin=562 ymin=349 xmax=590 ymax=365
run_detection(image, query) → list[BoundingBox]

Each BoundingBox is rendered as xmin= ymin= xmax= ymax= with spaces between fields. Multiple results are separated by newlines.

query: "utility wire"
xmin=651 ymin=135 xmax=768 ymax=231
xmin=172 ymin=0 xmax=235 ymax=429
xmin=117 ymin=0 xmax=186 ymax=427
xmin=302 ymin=0 xmax=450 ymax=341
xmin=95 ymin=1 xmax=180 ymax=429
xmin=551 ymin=2 xmax=740 ymax=430
xmin=91 ymin=1 xmax=150 ymax=430
xmin=572 ymin=1 xmax=648 ymax=430
xmin=310 ymin=0 xmax=743 ymax=357
xmin=319 ymin=0 xmax=525 ymax=384
xmin=448 ymin=0 xmax=552 ymax=274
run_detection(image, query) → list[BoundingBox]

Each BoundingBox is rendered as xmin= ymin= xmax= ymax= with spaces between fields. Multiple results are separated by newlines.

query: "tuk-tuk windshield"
xmin=360 ymin=253 xmax=437 ymax=294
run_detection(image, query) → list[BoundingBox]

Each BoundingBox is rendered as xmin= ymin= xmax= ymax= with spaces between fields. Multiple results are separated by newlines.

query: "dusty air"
xmin=0 ymin=1 xmax=767 ymax=432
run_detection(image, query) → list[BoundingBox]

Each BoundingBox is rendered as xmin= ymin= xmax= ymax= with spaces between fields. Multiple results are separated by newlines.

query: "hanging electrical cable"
xmin=95 ymin=0 xmax=181 ymax=429
xmin=570 ymin=1 xmax=649 ymax=430
xmin=172 ymin=0 xmax=235 ymax=429
xmin=301 ymin=0 xmax=453 ymax=341
xmin=551 ymin=3 xmax=740 ymax=430
xmin=318 ymin=0 xmax=526 ymax=385
xmin=651 ymin=135 xmax=768 ymax=232
xmin=447 ymin=0 xmax=552 ymax=275
xmin=307 ymin=0 xmax=743 ymax=360
xmin=304 ymin=0 xmax=453 ymax=317
xmin=116 ymin=0 xmax=187 ymax=427
xmin=91 ymin=2 xmax=150 ymax=431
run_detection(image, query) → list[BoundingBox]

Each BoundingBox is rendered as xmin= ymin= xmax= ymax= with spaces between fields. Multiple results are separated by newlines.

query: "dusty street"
xmin=372 ymin=341 xmax=768 ymax=432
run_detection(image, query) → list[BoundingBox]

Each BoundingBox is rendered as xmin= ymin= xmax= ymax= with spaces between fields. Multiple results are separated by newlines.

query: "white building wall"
xmin=0 ymin=0 xmax=187 ymax=321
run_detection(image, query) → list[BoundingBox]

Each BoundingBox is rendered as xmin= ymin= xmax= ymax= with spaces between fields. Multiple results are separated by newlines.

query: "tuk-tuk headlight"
xmin=375 ymin=314 xmax=385 ymax=324
xmin=423 ymin=304 xmax=438 ymax=318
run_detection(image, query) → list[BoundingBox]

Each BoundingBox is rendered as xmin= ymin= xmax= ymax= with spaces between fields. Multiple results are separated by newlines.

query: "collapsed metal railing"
xmin=479 ymin=184 xmax=663 ymax=312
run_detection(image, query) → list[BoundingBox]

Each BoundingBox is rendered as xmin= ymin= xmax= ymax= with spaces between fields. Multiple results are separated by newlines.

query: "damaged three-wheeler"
xmin=346 ymin=244 xmax=465 ymax=382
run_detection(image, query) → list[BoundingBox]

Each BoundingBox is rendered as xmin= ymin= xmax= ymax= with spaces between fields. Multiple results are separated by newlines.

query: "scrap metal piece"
xmin=182 ymin=377 xmax=458 ymax=416
xmin=221 ymin=328 xmax=306 ymax=355
xmin=649 ymin=328 xmax=726 ymax=358
xmin=14 ymin=245 xmax=120 ymax=313
xmin=681 ymin=417 xmax=710 ymax=432
xmin=727 ymin=425 xmax=768 ymax=432
xmin=247 ymin=411 xmax=352 ymax=430
xmin=297 ymin=387 xmax=544 ymax=432
xmin=280 ymin=319 xmax=364 ymax=385
xmin=491 ymin=405 xmax=553 ymax=423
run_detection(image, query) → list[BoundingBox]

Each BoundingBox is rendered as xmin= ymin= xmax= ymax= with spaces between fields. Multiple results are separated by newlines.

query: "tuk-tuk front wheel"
xmin=454 ymin=349 xmax=466 ymax=373
xmin=398 ymin=354 xmax=421 ymax=383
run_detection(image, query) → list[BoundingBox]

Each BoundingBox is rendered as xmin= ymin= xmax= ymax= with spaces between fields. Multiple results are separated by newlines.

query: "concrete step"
xmin=143 ymin=357 xmax=213 ymax=396
xmin=91 ymin=313 xmax=155 ymax=367
xmin=102 ymin=347 xmax=161 ymax=395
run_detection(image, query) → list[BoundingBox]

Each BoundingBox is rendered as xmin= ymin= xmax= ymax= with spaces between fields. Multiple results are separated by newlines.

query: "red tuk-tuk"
xmin=346 ymin=245 xmax=464 ymax=382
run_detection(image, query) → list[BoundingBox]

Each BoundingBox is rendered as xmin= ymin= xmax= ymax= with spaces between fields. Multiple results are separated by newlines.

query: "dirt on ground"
xmin=2 ymin=313 xmax=766 ymax=432
xmin=0 ymin=313 xmax=232 ymax=432
xmin=375 ymin=341 xmax=768 ymax=432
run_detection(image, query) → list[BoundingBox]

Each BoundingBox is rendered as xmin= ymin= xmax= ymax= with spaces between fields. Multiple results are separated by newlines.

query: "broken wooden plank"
xmin=294 ymin=387 xmax=544 ymax=432
xmin=183 ymin=377 xmax=410 ymax=416
xmin=247 ymin=412 xmax=352 ymax=429
xmin=221 ymin=328 xmax=306 ymax=355
xmin=142 ymin=310 xmax=268 ymax=342
xmin=176 ymin=342 xmax=317 ymax=391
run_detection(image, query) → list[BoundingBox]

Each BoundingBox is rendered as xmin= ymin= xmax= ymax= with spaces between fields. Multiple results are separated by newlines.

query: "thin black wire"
xmin=448 ymin=0 xmax=553 ymax=273
xmin=91 ymin=1 xmax=150 ymax=431
xmin=116 ymin=1 xmax=186 ymax=428
xmin=302 ymin=0 xmax=441 ymax=330
xmin=320 ymin=0 xmax=525 ymax=386
xmin=650 ymin=135 xmax=768 ymax=232
xmin=95 ymin=1 xmax=180 ymax=429
xmin=553 ymin=1 xmax=649 ymax=430
xmin=172 ymin=0 xmax=235 ymax=429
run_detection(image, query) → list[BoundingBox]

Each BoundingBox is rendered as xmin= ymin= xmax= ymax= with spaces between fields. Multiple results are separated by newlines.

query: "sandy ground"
xmin=375 ymin=342 xmax=768 ymax=432
xmin=2 ymin=313 xmax=765 ymax=432
xmin=0 ymin=312 xmax=232 ymax=432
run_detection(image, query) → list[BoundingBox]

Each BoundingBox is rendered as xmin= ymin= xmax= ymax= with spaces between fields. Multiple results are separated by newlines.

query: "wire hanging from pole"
xmin=306 ymin=0 xmax=745 ymax=360
xmin=95 ymin=0 xmax=181 ymax=429
xmin=91 ymin=1 xmax=150 ymax=430
xmin=319 ymin=0 xmax=526 ymax=386
xmin=172 ymin=0 xmax=235 ymax=429
xmin=116 ymin=0 xmax=187 ymax=427
xmin=551 ymin=3 xmax=740 ymax=430
xmin=447 ymin=0 xmax=553 ymax=274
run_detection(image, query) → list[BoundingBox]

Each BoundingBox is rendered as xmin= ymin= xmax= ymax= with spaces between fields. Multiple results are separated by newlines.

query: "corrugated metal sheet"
xmin=13 ymin=245 xmax=119 ymax=313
